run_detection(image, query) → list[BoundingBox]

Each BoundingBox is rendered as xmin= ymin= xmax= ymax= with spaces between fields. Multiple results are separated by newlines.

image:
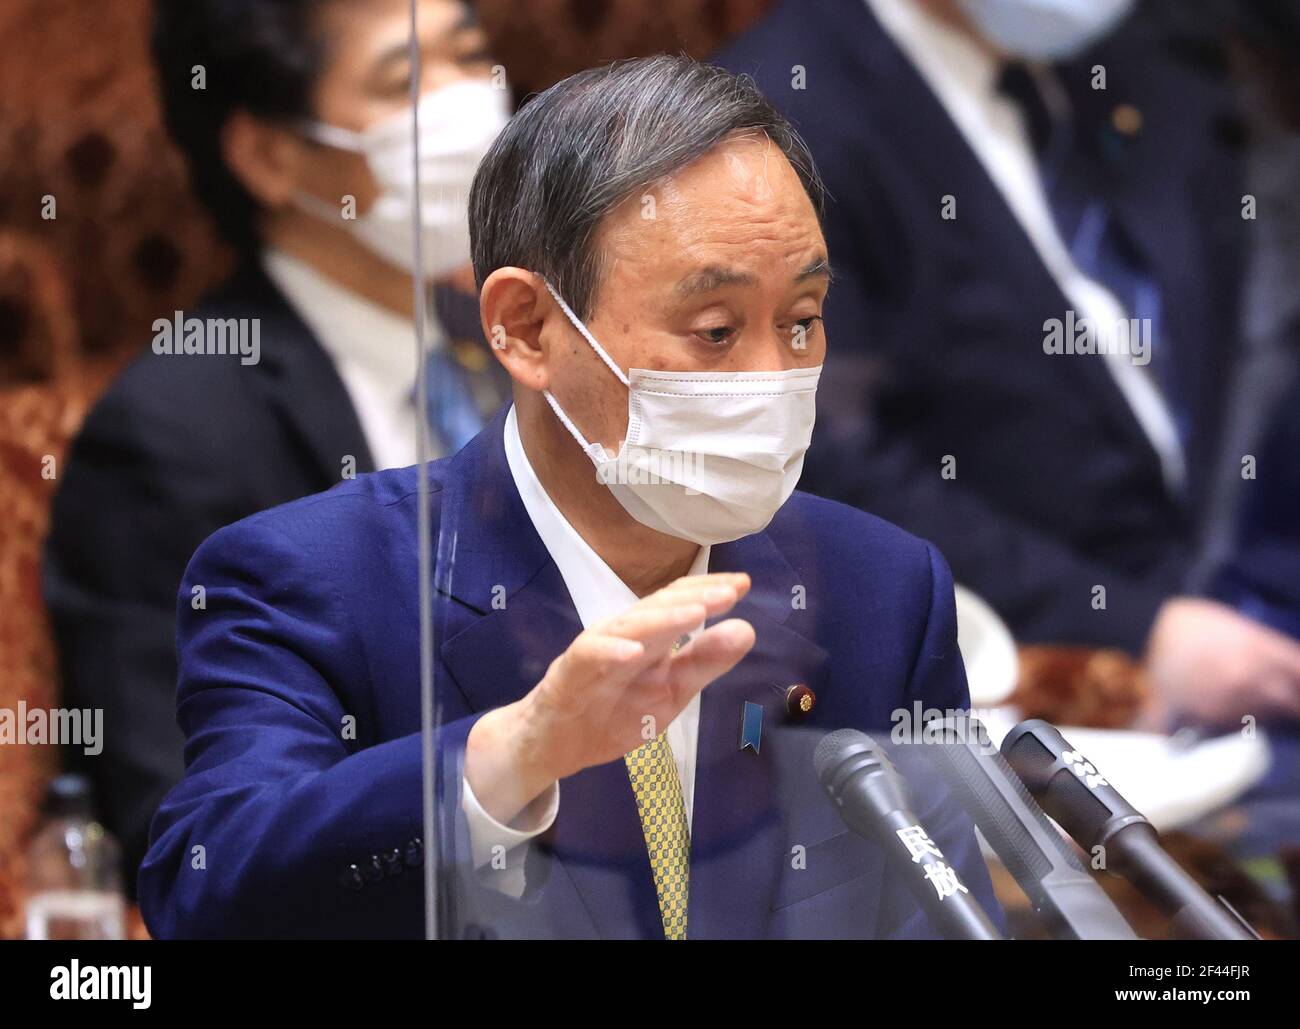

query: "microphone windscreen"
xmin=814 ymin=727 xmax=871 ymax=786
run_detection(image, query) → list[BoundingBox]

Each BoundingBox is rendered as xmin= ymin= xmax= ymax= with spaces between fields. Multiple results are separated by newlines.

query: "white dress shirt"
xmin=865 ymin=0 xmax=1185 ymax=492
xmin=262 ymin=247 xmax=442 ymax=471
xmin=461 ymin=405 xmax=710 ymax=894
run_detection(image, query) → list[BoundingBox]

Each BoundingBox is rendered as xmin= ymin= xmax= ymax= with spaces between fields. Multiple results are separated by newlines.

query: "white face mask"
xmin=541 ymin=280 xmax=822 ymax=546
xmin=958 ymin=0 xmax=1135 ymax=61
xmin=297 ymin=78 xmax=511 ymax=278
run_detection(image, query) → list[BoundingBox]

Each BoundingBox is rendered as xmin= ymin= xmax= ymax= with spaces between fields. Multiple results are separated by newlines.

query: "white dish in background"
xmin=980 ymin=707 xmax=1271 ymax=831
xmin=953 ymin=584 xmax=1019 ymax=708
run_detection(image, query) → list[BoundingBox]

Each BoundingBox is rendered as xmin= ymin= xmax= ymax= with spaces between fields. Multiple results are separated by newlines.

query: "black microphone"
xmin=924 ymin=714 xmax=1139 ymax=939
xmin=1001 ymin=719 xmax=1257 ymax=941
xmin=815 ymin=728 xmax=1002 ymax=940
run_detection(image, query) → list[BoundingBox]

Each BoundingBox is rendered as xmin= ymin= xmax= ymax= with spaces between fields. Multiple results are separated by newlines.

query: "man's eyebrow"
xmin=673 ymin=256 xmax=832 ymax=297
xmin=674 ymin=266 xmax=760 ymax=296
xmin=372 ymin=11 xmax=484 ymax=75
xmin=796 ymin=255 xmax=833 ymax=283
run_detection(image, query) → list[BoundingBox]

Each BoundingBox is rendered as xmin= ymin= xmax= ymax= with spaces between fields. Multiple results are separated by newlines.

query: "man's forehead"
xmin=659 ymin=135 xmax=806 ymax=208
xmin=600 ymin=141 xmax=821 ymax=261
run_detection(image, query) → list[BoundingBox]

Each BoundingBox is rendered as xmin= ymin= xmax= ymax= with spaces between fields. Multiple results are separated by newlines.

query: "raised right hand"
xmin=465 ymin=572 xmax=756 ymax=825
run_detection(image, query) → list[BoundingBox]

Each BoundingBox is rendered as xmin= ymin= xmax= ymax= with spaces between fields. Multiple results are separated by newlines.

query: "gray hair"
xmin=469 ymin=54 xmax=826 ymax=321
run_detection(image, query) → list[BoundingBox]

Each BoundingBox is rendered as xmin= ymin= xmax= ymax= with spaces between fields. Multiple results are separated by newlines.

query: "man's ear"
xmin=221 ymin=110 xmax=309 ymax=210
xmin=480 ymin=268 xmax=553 ymax=392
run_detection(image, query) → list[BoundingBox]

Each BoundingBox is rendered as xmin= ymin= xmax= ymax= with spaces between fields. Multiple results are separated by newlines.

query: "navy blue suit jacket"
xmin=715 ymin=0 xmax=1246 ymax=653
xmin=140 ymin=409 xmax=1000 ymax=939
xmin=1212 ymin=366 xmax=1300 ymax=642
xmin=44 ymin=265 xmax=375 ymax=892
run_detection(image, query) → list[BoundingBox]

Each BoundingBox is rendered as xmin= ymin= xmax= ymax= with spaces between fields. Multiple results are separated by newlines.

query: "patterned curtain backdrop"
xmin=0 ymin=0 xmax=776 ymax=939
xmin=477 ymin=0 xmax=778 ymax=93
xmin=0 ymin=0 xmax=227 ymax=939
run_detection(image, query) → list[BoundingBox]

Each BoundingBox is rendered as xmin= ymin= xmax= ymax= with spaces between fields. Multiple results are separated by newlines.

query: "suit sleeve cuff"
xmin=461 ymin=776 xmax=560 ymax=872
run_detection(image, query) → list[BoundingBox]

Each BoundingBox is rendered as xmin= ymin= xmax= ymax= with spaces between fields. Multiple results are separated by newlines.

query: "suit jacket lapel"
xmin=1061 ymin=53 xmax=1243 ymax=504
xmin=434 ymin=413 xmax=661 ymax=936
xmin=434 ymin=415 xmax=832 ymax=938
xmin=687 ymin=531 xmax=831 ymax=939
xmin=242 ymin=264 xmax=376 ymax=483
xmin=825 ymin=0 xmax=1165 ymax=458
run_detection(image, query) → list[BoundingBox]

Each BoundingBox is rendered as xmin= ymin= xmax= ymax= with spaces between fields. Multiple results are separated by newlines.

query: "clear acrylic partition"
xmin=406 ymin=3 xmax=997 ymax=941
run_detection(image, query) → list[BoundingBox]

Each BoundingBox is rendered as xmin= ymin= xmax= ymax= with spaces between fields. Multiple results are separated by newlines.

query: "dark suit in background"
xmin=1211 ymin=364 xmax=1300 ymax=642
xmin=43 ymin=265 xmax=374 ymax=890
xmin=715 ymin=0 xmax=1246 ymax=653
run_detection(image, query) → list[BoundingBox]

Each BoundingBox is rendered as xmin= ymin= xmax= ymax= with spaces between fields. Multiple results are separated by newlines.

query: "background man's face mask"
xmin=541 ymin=279 xmax=822 ymax=546
xmin=297 ymin=78 xmax=511 ymax=278
xmin=958 ymin=0 xmax=1135 ymax=61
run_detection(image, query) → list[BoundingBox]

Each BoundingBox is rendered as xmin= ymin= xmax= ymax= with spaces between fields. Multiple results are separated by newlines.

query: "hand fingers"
xmin=560 ymin=631 xmax=647 ymax=689
xmin=665 ymin=617 xmax=756 ymax=705
xmin=593 ymin=602 xmax=709 ymax=654
xmin=654 ymin=572 xmax=751 ymax=598
xmin=1257 ymin=673 xmax=1300 ymax=722
xmin=653 ymin=572 xmax=751 ymax=605
xmin=1131 ymin=690 xmax=1171 ymax=733
xmin=630 ymin=573 xmax=750 ymax=623
xmin=562 ymin=575 xmax=753 ymax=708
xmin=1263 ymin=633 xmax=1300 ymax=685
xmin=593 ymin=573 xmax=749 ymax=639
xmin=564 ymin=599 xmax=721 ymax=689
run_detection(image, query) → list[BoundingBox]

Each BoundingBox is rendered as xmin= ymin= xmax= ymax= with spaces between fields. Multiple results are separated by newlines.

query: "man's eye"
xmin=696 ymin=326 xmax=735 ymax=345
xmin=457 ymin=48 xmax=494 ymax=69
xmin=793 ymin=316 xmax=824 ymax=333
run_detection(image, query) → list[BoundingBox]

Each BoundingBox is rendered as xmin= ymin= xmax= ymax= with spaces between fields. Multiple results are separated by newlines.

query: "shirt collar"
xmin=865 ymin=0 xmax=1001 ymax=104
xmin=502 ymin=404 xmax=710 ymax=628
xmin=262 ymin=247 xmax=436 ymax=402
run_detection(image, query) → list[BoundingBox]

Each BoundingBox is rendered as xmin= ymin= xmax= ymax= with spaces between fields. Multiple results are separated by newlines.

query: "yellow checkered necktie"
xmin=625 ymin=733 xmax=691 ymax=940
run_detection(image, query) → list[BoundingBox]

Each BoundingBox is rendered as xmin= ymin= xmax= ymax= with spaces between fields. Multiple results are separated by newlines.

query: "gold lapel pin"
xmin=785 ymin=683 xmax=815 ymax=718
xmin=765 ymin=681 xmax=816 ymax=719
xmin=1111 ymin=103 xmax=1142 ymax=137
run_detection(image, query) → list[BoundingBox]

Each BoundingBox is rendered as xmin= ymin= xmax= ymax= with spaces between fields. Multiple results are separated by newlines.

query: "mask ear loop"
xmin=298 ymin=120 xmax=367 ymax=153
xmin=291 ymin=191 xmax=350 ymax=223
xmin=539 ymin=278 xmax=632 ymax=457
xmin=302 ymin=92 xmax=437 ymax=154
xmin=542 ymin=388 xmax=601 ymax=455
xmin=292 ymin=125 xmax=367 ymax=223
xmin=541 ymin=279 xmax=631 ymax=388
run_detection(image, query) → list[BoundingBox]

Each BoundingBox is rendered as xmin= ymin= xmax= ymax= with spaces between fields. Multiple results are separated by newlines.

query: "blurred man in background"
xmin=717 ymin=0 xmax=1300 ymax=728
xmin=1194 ymin=1 xmax=1300 ymax=711
xmin=43 ymin=0 xmax=509 ymax=892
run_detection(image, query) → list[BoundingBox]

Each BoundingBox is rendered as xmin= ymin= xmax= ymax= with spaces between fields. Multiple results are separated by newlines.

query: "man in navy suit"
xmin=715 ymin=0 xmax=1300 ymax=726
xmin=139 ymin=55 xmax=1000 ymax=939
